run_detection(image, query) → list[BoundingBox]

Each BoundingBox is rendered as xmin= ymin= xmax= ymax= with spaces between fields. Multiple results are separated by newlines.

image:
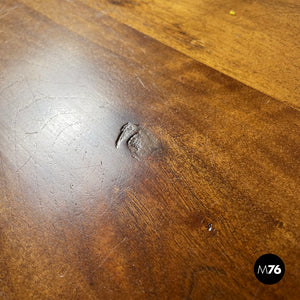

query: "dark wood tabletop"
xmin=0 ymin=0 xmax=299 ymax=299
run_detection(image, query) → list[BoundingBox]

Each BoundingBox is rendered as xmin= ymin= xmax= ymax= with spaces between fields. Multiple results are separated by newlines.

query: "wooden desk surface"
xmin=0 ymin=0 xmax=299 ymax=299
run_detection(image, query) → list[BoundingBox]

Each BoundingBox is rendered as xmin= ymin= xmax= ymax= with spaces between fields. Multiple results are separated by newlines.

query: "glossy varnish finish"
xmin=0 ymin=0 xmax=299 ymax=299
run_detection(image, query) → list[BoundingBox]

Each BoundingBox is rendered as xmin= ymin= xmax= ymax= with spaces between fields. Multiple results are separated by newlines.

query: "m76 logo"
xmin=254 ymin=254 xmax=285 ymax=284
xmin=257 ymin=265 xmax=282 ymax=275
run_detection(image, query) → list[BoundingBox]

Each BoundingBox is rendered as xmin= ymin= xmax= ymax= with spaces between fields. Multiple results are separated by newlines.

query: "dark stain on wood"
xmin=107 ymin=0 xmax=137 ymax=8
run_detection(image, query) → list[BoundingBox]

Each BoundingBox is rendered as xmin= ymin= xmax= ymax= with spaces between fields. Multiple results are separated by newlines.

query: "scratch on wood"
xmin=92 ymin=237 xmax=127 ymax=273
xmin=0 ymin=80 xmax=20 ymax=96
xmin=0 ymin=5 xmax=20 ymax=20
xmin=16 ymin=156 xmax=31 ymax=173
xmin=136 ymin=75 xmax=145 ymax=88
xmin=52 ymin=121 xmax=80 ymax=146
xmin=41 ymin=112 xmax=77 ymax=130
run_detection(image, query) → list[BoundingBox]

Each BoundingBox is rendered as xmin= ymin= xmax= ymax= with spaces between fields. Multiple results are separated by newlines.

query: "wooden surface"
xmin=0 ymin=0 xmax=299 ymax=299
xmin=79 ymin=0 xmax=300 ymax=108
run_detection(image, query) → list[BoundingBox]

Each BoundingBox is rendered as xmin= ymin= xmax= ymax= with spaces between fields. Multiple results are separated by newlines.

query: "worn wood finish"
xmin=0 ymin=0 xmax=299 ymax=299
xmin=76 ymin=0 xmax=300 ymax=107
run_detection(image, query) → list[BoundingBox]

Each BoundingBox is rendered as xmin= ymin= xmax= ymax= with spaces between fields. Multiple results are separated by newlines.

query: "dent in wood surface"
xmin=116 ymin=122 xmax=159 ymax=159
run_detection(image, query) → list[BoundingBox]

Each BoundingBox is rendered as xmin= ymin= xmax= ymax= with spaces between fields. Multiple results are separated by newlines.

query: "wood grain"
xmin=77 ymin=0 xmax=300 ymax=107
xmin=0 ymin=0 xmax=299 ymax=299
